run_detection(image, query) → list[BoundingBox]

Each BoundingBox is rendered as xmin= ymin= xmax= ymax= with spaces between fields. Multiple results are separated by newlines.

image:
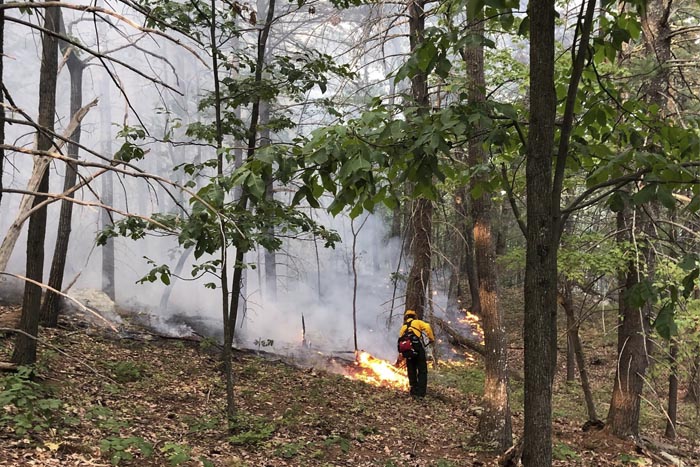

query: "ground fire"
xmin=344 ymin=351 xmax=409 ymax=390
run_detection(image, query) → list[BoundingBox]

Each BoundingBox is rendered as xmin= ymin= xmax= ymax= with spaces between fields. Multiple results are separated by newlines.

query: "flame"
xmin=345 ymin=351 xmax=409 ymax=390
xmin=459 ymin=311 xmax=484 ymax=341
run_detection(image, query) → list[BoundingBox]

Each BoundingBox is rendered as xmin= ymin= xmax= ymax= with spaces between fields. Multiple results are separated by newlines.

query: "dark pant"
xmin=406 ymin=344 xmax=428 ymax=397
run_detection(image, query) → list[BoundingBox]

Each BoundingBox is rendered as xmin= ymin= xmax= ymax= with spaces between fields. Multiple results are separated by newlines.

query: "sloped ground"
xmin=0 ymin=304 xmax=698 ymax=466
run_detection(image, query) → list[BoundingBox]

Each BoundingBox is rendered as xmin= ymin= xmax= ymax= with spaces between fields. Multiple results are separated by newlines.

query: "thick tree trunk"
xmin=448 ymin=187 xmax=481 ymax=315
xmin=522 ymin=0 xmax=557 ymax=463
xmin=640 ymin=0 xmax=671 ymax=108
xmin=403 ymin=0 xmax=433 ymax=318
xmin=12 ymin=2 xmax=60 ymax=365
xmin=606 ymin=207 xmax=652 ymax=438
xmin=463 ymin=8 xmax=511 ymax=452
xmin=41 ymin=28 xmax=85 ymax=327
xmin=405 ymin=198 xmax=432 ymax=317
xmin=455 ymin=187 xmax=481 ymax=315
xmin=469 ymin=157 xmax=512 ymax=450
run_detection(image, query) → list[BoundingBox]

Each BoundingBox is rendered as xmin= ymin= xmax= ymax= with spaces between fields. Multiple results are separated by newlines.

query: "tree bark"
xmin=664 ymin=339 xmax=678 ymax=440
xmin=522 ymin=0 xmax=557 ymax=463
xmin=639 ymin=0 xmax=672 ymax=109
xmin=260 ymin=98 xmax=276 ymax=300
xmin=403 ymin=0 xmax=433 ymax=319
xmin=0 ymin=0 xmax=4 ymax=210
xmin=41 ymin=21 xmax=85 ymax=327
xmin=686 ymin=346 xmax=700 ymax=405
xmin=405 ymin=198 xmax=432 ymax=317
xmin=606 ymin=206 xmax=652 ymax=438
xmin=463 ymin=7 xmax=511 ymax=451
xmin=100 ymin=79 xmax=115 ymax=301
xmin=455 ymin=187 xmax=480 ymax=315
xmin=12 ymin=1 xmax=60 ymax=365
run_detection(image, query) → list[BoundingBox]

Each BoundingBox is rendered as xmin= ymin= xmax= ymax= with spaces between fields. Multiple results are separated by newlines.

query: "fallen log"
xmin=637 ymin=436 xmax=688 ymax=466
xmin=432 ymin=316 xmax=485 ymax=356
xmin=0 ymin=362 xmax=18 ymax=372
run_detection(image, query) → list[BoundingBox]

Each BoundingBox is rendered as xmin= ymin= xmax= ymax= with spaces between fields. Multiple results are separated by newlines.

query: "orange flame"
xmin=345 ymin=351 xmax=409 ymax=390
xmin=459 ymin=311 xmax=484 ymax=341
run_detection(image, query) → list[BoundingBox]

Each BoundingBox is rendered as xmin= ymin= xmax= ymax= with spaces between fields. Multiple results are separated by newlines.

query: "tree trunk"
xmin=455 ymin=187 xmax=480 ymax=315
xmin=664 ymin=339 xmax=678 ymax=440
xmin=405 ymin=198 xmax=432 ymax=317
xmin=560 ymin=280 xmax=599 ymax=422
xmin=403 ymin=0 xmax=433 ymax=319
xmin=687 ymin=347 xmax=700 ymax=405
xmin=260 ymin=97 xmax=276 ymax=301
xmin=463 ymin=7 xmax=511 ymax=451
xmin=606 ymin=206 xmax=652 ymax=438
xmin=100 ymin=76 xmax=115 ymax=301
xmin=0 ymin=0 xmax=4 ymax=210
xmin=494 ymin=201 xmax=507 ymax=256
xmin=222 ymin=0 xmax=276 ymax=425
xmin=566 ymin=307 xmax=576 ymax=382
xmin=12 ymin=2 xmax=60 ymax=365
xmin=522 ymin=0 xmax=557 ymax=463
xmin=158 ymin=246 xmax=193 ymax=312
xmin=351 ymin=217 xmax=366 ymax=351
xmin=639 ymin=0 xmax=671 ymax=109
xmin=41 ymin=23 xmax=85 ymax=327
xmin=464 ymin=218 xmax=480 ymax=314
xmin=561 ymin=271 xmax=574 ymax=382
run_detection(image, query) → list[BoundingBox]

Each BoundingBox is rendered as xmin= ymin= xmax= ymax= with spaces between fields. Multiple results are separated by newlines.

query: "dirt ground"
xmin=1 ymin=303 xmax=699 ymax=466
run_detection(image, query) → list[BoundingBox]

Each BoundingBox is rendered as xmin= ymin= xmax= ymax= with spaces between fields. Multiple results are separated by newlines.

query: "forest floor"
xmin=1 ymin=297 xmax=699 ymax=466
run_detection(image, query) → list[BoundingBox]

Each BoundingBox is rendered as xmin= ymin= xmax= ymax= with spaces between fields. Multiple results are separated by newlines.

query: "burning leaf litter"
xmin=345 ymin=351 xmax=409 ymax=390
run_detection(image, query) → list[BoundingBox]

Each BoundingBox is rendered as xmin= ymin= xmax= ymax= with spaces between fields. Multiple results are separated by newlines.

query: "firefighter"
xmin=398 ymin=309 xmax=435 ymax=398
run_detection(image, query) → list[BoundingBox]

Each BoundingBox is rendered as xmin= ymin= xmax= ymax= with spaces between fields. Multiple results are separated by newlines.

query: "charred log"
xmin=433 ymin=316 xmax=485 ymax=356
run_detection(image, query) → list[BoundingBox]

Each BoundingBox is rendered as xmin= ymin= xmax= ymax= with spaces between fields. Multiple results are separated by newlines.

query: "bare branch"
xmin=1 ymin=2 xmax=207 ymax=65
xmin=0 ymin=98 xmax=98 ymax=271
xmin=6 ymin=16 xmax=183 ymax=95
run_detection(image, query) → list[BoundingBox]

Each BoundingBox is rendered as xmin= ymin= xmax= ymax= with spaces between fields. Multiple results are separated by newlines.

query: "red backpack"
xmin=397 ymin=320 xmax=422 ymax=359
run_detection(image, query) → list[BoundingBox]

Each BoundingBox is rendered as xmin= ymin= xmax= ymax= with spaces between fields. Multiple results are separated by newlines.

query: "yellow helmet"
xmin=404 ymin=309 xmax=417 ymax=318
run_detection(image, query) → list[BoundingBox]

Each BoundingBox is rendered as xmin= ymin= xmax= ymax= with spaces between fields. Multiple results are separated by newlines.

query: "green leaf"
xmin=678 ymin=254 xmax=698 ymax=271
xmin=656 ymin=186 xmax=676 ymax=211
xmin=467 ymin=0 xmax=485 ymax=20
xmin=416 ymin=42 xmax=437 ymax=72
xmin=608 ymin=191 xmax=626 ymax=212
xmin=435 ymin=57 xmax=452 ymax=79
xmin=625 ymin=280 xmax=656 ymax=308
xmin=517 ymin=16 xmax=530 ymax=36
xmin=653 ymin=303 xmax=676 ymax=340
xmin=681 ymin=268 xmax=699 ymax=298
xmin=632 ymin=185 xmax=655 ymax=205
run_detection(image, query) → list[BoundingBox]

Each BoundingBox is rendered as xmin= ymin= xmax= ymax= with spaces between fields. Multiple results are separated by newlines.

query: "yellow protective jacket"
xmin=399 ymin=318 xmax=435 ymax=344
